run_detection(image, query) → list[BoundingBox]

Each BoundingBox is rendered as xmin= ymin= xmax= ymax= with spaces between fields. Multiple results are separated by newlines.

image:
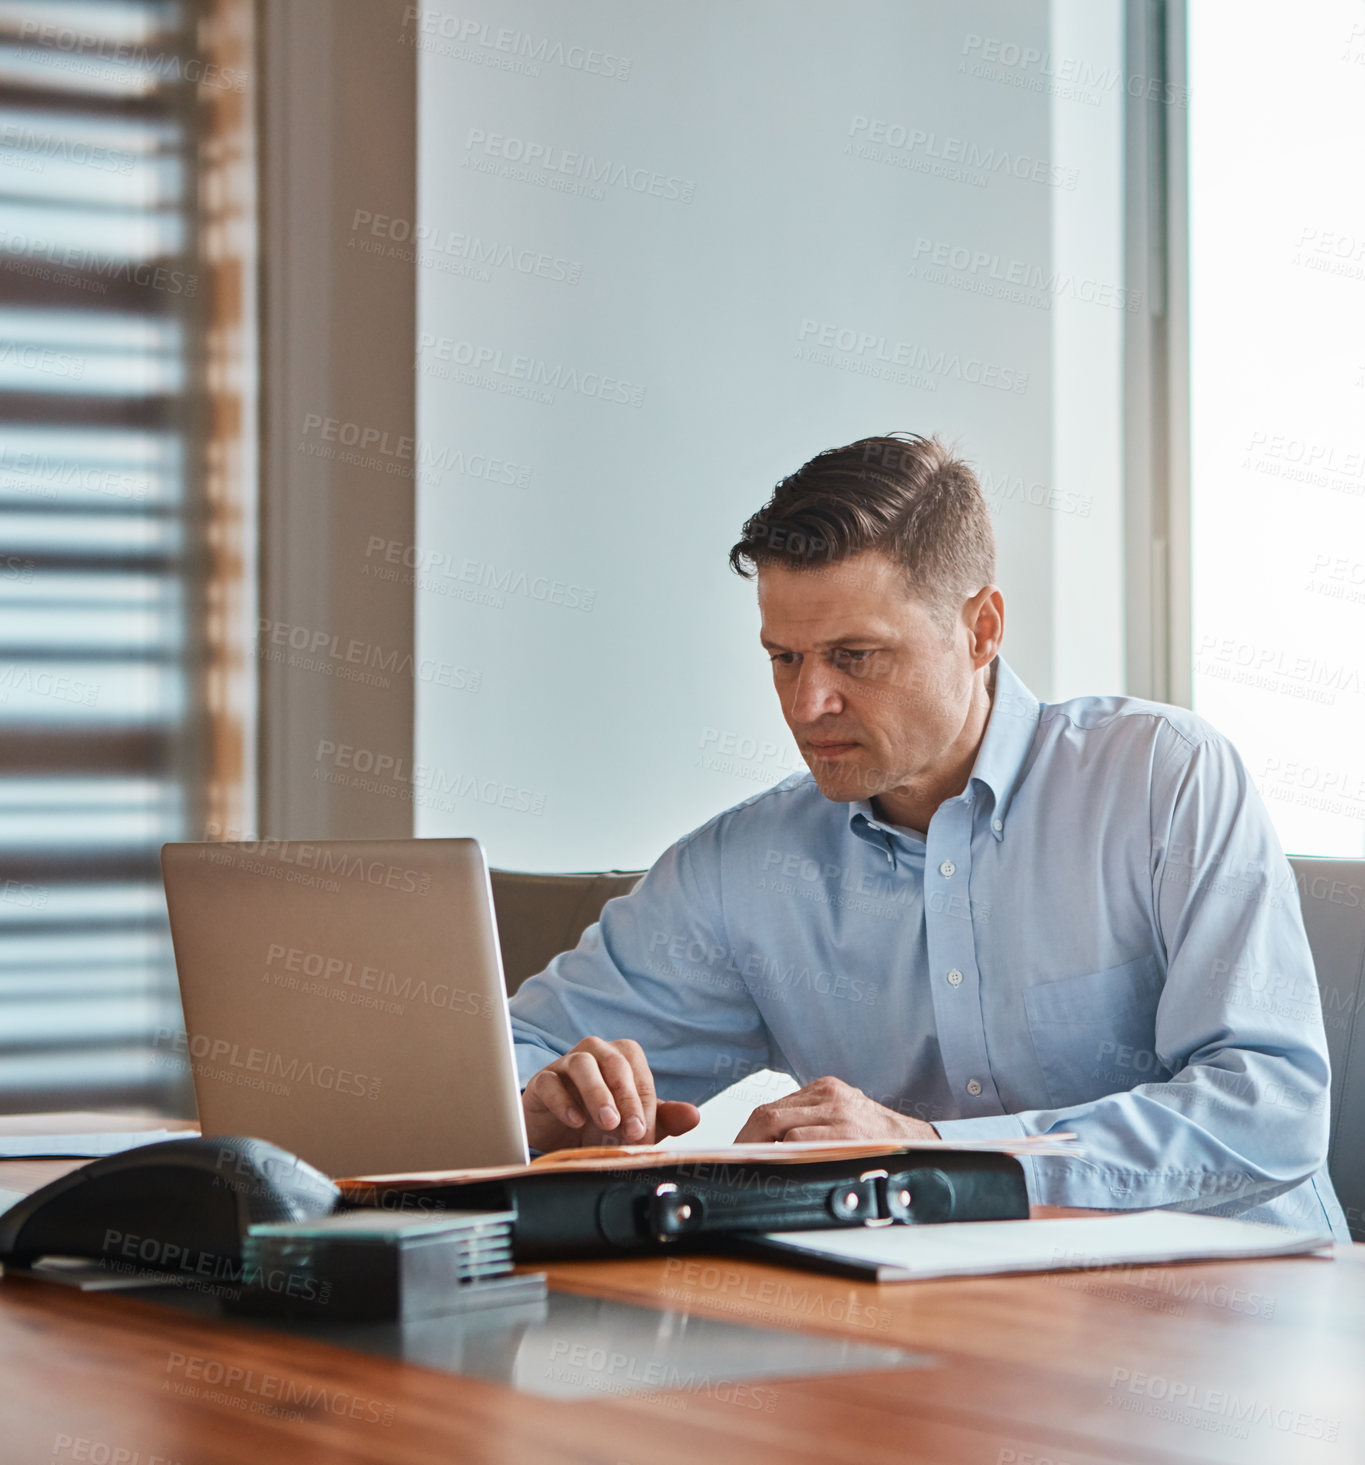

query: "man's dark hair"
xmin=729 ymin=432 xmax=996 ymax=629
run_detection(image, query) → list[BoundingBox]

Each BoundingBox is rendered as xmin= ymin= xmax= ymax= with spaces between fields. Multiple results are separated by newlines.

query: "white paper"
xmin=0 ymin=1129 xmax=184 ymax=1159
xmin=760 ymin=1210 xmax=1335 ymax=1281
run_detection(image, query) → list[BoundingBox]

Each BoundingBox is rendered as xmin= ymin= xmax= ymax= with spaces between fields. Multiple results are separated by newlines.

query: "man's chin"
xmin=805 ymin=759 xmax=886 ymax=805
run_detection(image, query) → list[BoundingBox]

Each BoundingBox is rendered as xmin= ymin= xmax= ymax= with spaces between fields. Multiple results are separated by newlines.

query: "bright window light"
xmin=1189 ymin=0 xmax=1365 ymax=857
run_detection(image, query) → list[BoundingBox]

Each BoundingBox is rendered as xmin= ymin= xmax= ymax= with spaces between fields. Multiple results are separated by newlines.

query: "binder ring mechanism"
xmin=859 ymin=1168 xmax=897 ymax=1228
xmin=650 ymin=1181 xmax=704 ymax=1242
xmin=641 ymin=1164 xmax=950 ymax=1244
xmin=857 ymin=1167 xmax=957 ymax=1225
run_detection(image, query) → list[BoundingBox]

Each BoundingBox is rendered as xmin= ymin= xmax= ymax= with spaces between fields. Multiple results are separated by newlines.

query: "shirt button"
xmin=939 ymin=860 xmax=955 ymax=878
xmin=966 ymin=1079 xmax=983 ymax=1096
xmin=946 ymin=969 xmax=964 ymax=987
xmin=993 ymin=819 xmax=1003 ymax=832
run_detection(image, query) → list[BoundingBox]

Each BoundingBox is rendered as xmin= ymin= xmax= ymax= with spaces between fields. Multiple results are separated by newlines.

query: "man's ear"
xmin=964 ymin=586 xmax=1004 ymax=668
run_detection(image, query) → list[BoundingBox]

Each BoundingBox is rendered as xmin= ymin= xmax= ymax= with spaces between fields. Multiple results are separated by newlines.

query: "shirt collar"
xmin=967 ymin=656 xmax=1041 ymax=838
xmin=847 ymin=655 xmax=1041 ymax=846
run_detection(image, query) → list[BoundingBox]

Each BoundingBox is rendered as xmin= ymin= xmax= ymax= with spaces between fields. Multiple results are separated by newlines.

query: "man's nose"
xmin=790 ymin=663 xmax=843 ymax=722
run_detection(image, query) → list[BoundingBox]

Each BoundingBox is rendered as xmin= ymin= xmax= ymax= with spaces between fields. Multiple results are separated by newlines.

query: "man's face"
xmin=757 ymin=551 xmax=985 ymax=807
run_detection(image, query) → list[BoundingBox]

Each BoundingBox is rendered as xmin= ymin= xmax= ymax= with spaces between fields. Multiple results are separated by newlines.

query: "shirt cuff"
xmin=932 ymin=1112 xmax=1037 ymax=1201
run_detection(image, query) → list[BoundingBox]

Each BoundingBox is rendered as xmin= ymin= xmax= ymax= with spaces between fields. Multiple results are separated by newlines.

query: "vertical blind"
xmin=0 ymin=0 xmax=210 ymax=1113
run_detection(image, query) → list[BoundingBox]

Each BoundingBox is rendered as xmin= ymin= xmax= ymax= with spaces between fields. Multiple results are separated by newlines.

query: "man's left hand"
xmin=733 ymin=1075 xmax=939 ymax=1143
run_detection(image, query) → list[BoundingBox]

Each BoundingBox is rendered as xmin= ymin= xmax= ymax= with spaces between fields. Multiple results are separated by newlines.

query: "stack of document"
xmin=0 ymin=1111 xmax=194 ymax=1159
xmin=0 ymin=1130 xmax=185 ymax=1159
xmin=750 ymin=1210 xmax=1335 ymax=1281
xmin=346 ymin=1132 xmax=1079 ymax=1186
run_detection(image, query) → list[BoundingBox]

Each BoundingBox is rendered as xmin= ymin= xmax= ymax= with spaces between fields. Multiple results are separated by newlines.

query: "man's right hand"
xmin=522 ymin=1036 xmax=701 ymax=1152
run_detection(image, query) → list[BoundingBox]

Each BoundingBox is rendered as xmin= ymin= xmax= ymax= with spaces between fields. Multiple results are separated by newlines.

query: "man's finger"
xmin=561 ymin=1049 xmax=630 ymax=1134
xmin=781 ymin=1125 xmax=847 ymax=1142
xmin=612 ymin=1038 xmax=658 ymax=1143
xmin=524 ymin=1067 xmax=586 ymax=1128
xmin=731 ymin=1085 xmax=843 ymax=1142
xmin=587 ymin=1042 xmax=650 ymax=1141
xmin=655 ymin=1100 xmax=701 ymax=1140
xmin=733 ymin=1102 xmax=791 ymax=1143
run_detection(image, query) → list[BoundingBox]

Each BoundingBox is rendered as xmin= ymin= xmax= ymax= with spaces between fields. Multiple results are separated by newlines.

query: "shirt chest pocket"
xmin=1022 ymin=953 xmax=1168 ymax=1108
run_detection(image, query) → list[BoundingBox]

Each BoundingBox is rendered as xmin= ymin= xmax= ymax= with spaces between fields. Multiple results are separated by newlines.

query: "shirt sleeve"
xmin=506 ymin=820 xmax=777 ymax=1107
xmin=936 ymin=725 xmax=1333 ymax=1220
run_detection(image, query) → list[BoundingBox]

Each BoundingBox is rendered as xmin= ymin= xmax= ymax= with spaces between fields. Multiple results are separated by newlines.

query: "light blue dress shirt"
xmin=509 ymin=657 xmax=1349 ymax=1239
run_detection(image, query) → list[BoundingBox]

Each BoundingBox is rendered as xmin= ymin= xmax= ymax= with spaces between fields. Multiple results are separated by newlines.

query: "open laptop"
xmin=160 ymin=837 xmax=530 ymax=1177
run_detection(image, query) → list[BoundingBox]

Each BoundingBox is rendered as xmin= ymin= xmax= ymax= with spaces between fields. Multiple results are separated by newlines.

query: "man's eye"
xmin=769 ymin=652 xmax=797 ymax=666
xmin=832 ymin=649 xmax=886 ymax=679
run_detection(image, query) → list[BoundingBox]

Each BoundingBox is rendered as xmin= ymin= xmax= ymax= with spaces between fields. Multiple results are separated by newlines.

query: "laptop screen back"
xmin=160 ymin=837 xmax=529 ymax=1176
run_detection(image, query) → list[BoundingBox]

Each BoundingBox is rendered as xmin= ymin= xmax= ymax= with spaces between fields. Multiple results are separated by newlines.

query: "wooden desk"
xmin=1 ymin=1148 xmax=1359 ymax=1465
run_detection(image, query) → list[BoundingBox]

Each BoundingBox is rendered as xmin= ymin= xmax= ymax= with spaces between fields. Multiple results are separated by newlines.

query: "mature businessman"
xmin=508 ymin=431 xmax=1348 ymax=1237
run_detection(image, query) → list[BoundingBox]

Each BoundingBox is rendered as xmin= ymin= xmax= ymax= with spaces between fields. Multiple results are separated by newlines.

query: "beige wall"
xmin=256 ymin=0 xmax=416 ymax=838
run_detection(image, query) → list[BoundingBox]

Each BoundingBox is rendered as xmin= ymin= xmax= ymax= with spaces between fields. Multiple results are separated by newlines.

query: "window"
xmin=1188 ymin=0 xmax=1365 ymax=857
xmin=0 ymin=0 xmax=253 ymax=1111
